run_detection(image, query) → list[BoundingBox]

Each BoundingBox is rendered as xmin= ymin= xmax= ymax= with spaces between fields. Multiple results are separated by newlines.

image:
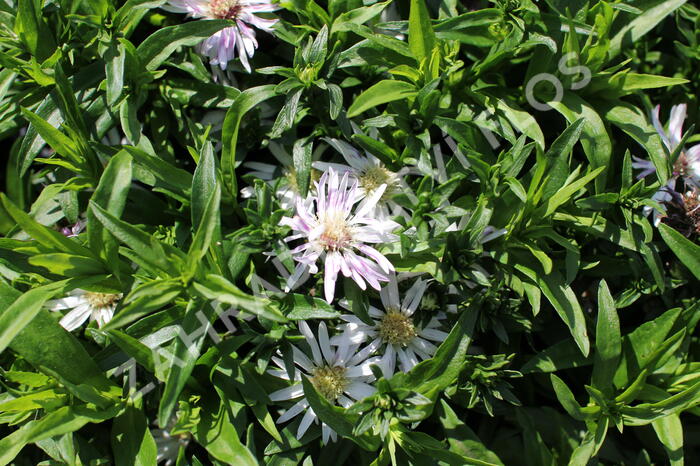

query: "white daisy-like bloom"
xmin=268 ymin=321 xmax=379 ymax=444
xmin=46 ymin=289 xmax=122 ymax=331
xmin=632 ymin=104 xmax=700 ymax=224
xmin=313 ymin=138 xmax=416 ymax=220
xmin=332 ymin=274 xmax=448 ymax=377
xmin=163 ymin=0 xmax=278 ymax=72
xmin=281 ymin=168 xmax=400 ymax=303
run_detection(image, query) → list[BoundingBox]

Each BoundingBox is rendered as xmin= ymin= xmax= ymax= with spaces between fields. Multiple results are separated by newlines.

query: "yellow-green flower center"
xmin=378 ymin=309 xmax=417 ymax=346
xmin=319 ymin=211 xmax=351 ymax=251
xmin=210 ymin=0 xmax=241 ymax=19
xmin=84 ymin=292 xmax=121 ymax=308
xmin=360 ymin=166 xmax=397 ymax=198
xmin=285 ymin=167 xmax=321 ymax=194
xmin=310 ymin=365 xmax=348 ymax=401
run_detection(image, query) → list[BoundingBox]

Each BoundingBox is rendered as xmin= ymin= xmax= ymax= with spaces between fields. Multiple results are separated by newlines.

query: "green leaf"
xmin=157 ymin=301 xmax=212 ymax=426
xmin=89 ymin=201 xmax=183 ymax=276
xmin=301 ymin=377 xmax=379 ymax=450
xmin=568 ymin=417 xmax=609 ymax=465
xmin=104 ymin=41 xmax=126 ymax=106
xmin=293 ymin=138 xmax=313 ymax=198
xmin=609 ymin=0 xmax=687 ymax=59
xmin=186 ymin=184 xmax=221 ymax=273
xmin=521 ymin=339 xmax=592 ymax=374
xmin=0 ymin=282 xmax=64 ymax=354
xmin=308 ymin=25 xmax=328 ymax=64
xmin=87 ymin=150 xmax=133 ymax=268
xmin=331 ymin=1 xmax=391 ymax=34
xmin=27 ymin=253 xmax=106 ymax=277
xmin=591 ymin=280 xmax=621 ymax=395
xmin=281 ymin=294 xmax=340 ymax=320
xmin=613 ymin=308 xmax=680 ymax=388
xmin=221 ymin=85 xmax=277 ymax=196
xmin=658 ymin=223 xmax=700 ymax=279
xmin=0 ymin=194 xmax=94 ymax=258
xmin=192 ymin=274 xmax=286 ymax=322
xmin=404 ymin=306 xmax=478 ymax=399
xmin=347 ymin=80 xmax=417 ymax=118
xmin=107 ymin=330 xmax=156 ymax=373
xmin=550 ymin=94 xmax=611 ymax=192
xmin=602 ymin=101 xmax=669 ymax=183
xmin=112 ymin=405 xmax=158 ymax=466
xmin=192 ymin=141 xmax=217 ymax=228
xmin=515 ymin=262 xmax=589 ymax=356
xmin=0 ymin=404 xmax=121 ymax=465
xmin=408 ymin=0 xmax=436 ymax=62
xmin=14 ymin=0 xmax=56 ymax=61
xmin=550 ymin=374 xmax=588 ymax=421
xmin=20 ymin=108 xmax=81 ymax=164
xmin=652 ymin=414 xmax=683 ymax=466
xmin=621 ymin=381 xmax=700 ymax=425
xmin=137 ymin=19 xmax=235 ymax=71
xmin=194 ymin=399 xmax=257 ymax=465
xmin=437 ymin=400 xmax=504 ymax=465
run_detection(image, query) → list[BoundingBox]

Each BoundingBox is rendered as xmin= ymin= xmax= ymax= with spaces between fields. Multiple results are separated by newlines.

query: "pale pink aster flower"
xmin=281 ymin=168 xmax=400 ymax=303
xmin=632 ymin=104 xmax=700 ymax=224
xmin=268 ymin=321 xmax=379 ymax=444
xmin=331 ymin=274 xmax=448 ymax=377
xmin=163 ymin=0 xmax=278 ymax=72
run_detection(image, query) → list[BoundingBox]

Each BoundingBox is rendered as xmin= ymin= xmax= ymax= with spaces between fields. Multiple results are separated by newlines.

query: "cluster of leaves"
xmin=0 ymin=0 xmax=699 ymax=464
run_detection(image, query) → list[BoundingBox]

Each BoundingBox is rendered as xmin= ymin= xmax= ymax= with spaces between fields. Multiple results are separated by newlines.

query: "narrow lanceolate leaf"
xmin=292 ymin=138 xmax=313 ymax=198
xmin=192 ymin=274 xmax=286 ymax=322
xmin=157 ymin=301 xmax=212 ymax=426
xmin=550 ymin=374 xmax=588 ymax=421
xmin=515 ymin=261 xmax=590 ymax=356
xmin=89 ymin=202 xmax=184 ymax=275
xmin=591 ymin=280 xmax=621 ymax=395
xmin=658 ymin=223 xmax=700 ymax=279
xmin=408 ymin=0 xmax=436 ymax=62
xmin=111 ymin=405 xmax=158 ymax=466
xmin=609 ymin=0 xmax=687 ymax=59
xmin=186 ymin=184 xmax=221 ymax=272
xmin=0 ymin=404 xmax=122 ymax=465
xmin=192 ymin=141 xmax=217 ymax=228
xmin=88 ymin=150 xmax=133 ymax=268
xmin=347 ymin=80 xmax=417 ymax=117
xmin=220 ymin=85 xmax=277 ymax=197
xmin=602 ymin=101 xmax=669 ymax=183
xmin=550 ymin=94 xmax=611 ymax=192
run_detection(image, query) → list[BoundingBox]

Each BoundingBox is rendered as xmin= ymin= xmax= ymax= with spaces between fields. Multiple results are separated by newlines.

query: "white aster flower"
xmin=333 ymin=275 xmax=448 ymax=377
xmin=163 ymin=0 xmax=278 ymax=72
xmin=631 ymin=104 xmax=700 ymax=224
xmin=46 ymin=289 xmax=122 ymax=331
xmin=268 ymin=321 xmax=378 ymax=444
xmin=281 ymin=168 xmax=400 ymax=303
xmin=313 ymin=138 xmax=416 ymax=220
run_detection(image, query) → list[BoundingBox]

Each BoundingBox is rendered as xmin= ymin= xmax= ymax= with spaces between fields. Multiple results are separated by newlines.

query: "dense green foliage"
xmin=0 ymin=0 xmax=699 ymax=464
